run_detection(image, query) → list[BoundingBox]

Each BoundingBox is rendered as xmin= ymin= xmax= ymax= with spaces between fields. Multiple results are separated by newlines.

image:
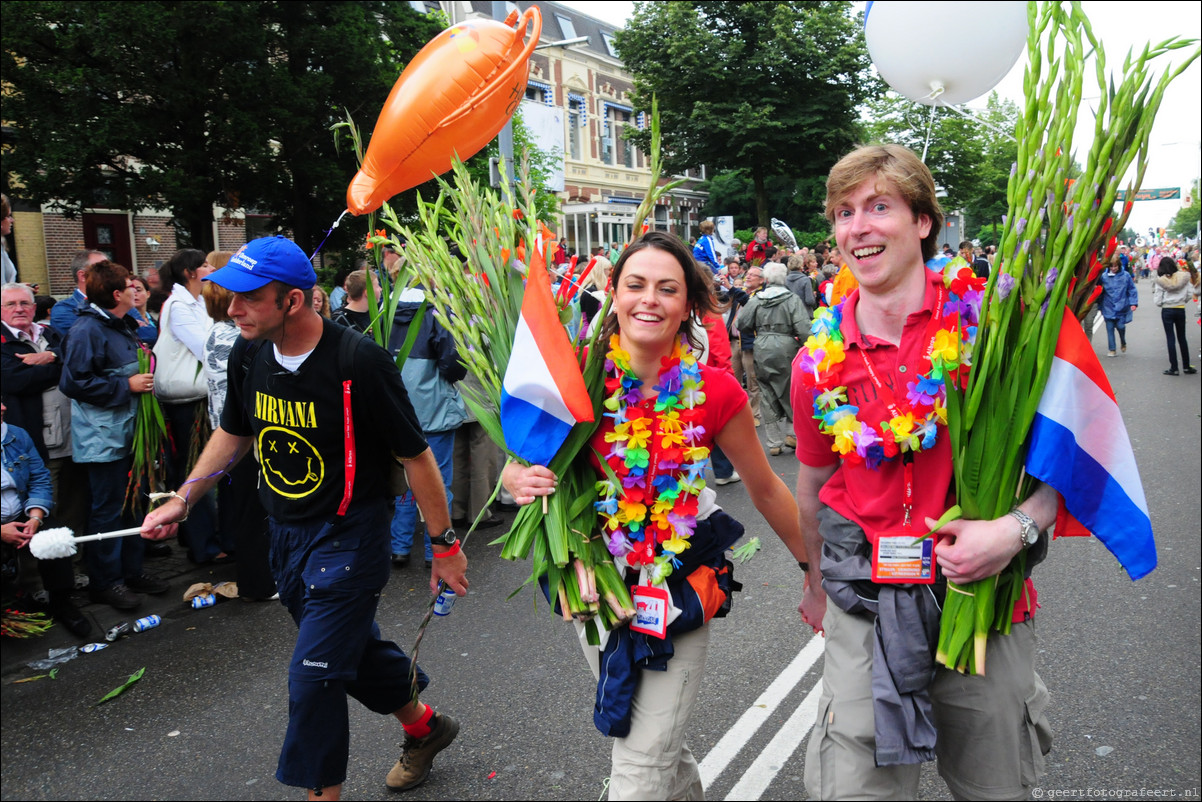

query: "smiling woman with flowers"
xmin=502 ymin=231 xmax=809 ymax=800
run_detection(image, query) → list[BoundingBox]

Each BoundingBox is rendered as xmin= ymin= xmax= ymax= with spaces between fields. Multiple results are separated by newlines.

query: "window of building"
xmin=556 ymin=14 xmax=577 ymax=39
xmin=525 ymin=79 xmax=553 ymax=105
xmin=601 ymin=103 xmax=635 ymax=168
xmin=245 ymin=215 xmax=279 ymax=242
xmin=567 ymin=107 xmax=581 ymax=160
xmin=602 ymin=33 xmax=619 ymax=58
xmin=619 ymin=112 xmax=634 ymax=168
xmin=407 ymin=1 xmax=427 ymax=13
xmin=567 ymin=94 xmax=587 ymax=161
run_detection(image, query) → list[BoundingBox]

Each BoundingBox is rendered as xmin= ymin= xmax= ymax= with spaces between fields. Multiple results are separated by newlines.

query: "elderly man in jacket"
xmin=2 ymin=283 xmax=90 ymax=541
xmin=736 ymin=262 xmax=808 ymax=456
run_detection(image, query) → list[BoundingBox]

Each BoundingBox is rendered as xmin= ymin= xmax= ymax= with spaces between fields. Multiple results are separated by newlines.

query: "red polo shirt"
xmin=791 ymin=269 xmax=1036 ymax=620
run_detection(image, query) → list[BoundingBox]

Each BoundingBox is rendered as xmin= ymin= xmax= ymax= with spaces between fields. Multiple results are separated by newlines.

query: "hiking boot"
xmin=49 ymin=594 xmax=92 ymax=638
xmin=386 ymin=712 xmax=459 ymax=791
xmin=126 ymin=573 xmax=169 ymax=595
xmin=91 ymin=584 xmax=143 ymax=611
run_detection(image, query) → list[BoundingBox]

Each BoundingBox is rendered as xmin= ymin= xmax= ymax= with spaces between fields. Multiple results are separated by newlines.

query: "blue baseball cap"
xmin=204 ymin=236 xmax=316 ymax=292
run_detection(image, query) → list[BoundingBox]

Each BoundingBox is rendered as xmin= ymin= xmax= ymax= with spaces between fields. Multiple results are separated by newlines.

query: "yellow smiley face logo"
xmin=259 ymin=427 xmax=324 ymax=499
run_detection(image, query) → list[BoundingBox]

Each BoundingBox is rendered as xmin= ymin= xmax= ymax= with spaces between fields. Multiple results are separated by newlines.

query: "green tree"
xmin=701 ymin=169 xmax=827 ymax=238
xmin=1166 ymin=178 xmax=1200 ymax=238
xmin=975 ymin=222 xmax=1003 ymax=248
xmin=964 ymin=94 xmax=1020 ymax=239
xmin=616 ymin=1 xmax=876 ymax=227
xmin=863 ymin=92 xmax=985 ymax=216
xmin=1 ymin=1 xmax=444 ymax=252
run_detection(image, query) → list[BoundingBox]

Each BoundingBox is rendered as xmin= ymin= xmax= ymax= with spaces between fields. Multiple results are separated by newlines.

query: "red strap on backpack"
xmin=337 ymin=378 xmax=355 ymax=517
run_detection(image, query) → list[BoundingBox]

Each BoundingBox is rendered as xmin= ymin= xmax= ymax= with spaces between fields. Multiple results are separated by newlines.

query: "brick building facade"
xmin=7 ymin=205 xmax=258 ymax=297
xmin=452 ymin=1 xmax=708 ymax=257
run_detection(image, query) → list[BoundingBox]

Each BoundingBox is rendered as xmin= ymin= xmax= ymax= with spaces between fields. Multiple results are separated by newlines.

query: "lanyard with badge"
xmin=855 ymin=284 xmax=948 ymax=585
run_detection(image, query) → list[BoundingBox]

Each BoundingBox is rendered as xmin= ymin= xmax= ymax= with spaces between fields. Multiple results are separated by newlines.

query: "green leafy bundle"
xmin=379 ymin=101 xmax=683 ymax=640
xmin=939 ymin=1 xmax=1199 ymax=674
xmin=125 ymin=346 xmax=168 ymax=515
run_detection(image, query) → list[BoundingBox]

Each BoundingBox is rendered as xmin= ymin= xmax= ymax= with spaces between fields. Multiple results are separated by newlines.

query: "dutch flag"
xmin=1024 ymin=308 xmax=1157 ymax=580
xmin=500 ymin=235 xmax=594 ymax=467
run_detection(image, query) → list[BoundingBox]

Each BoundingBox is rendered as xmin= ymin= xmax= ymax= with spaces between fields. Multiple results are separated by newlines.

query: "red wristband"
xmin=432 ymin=540 xmax=461 ymax=559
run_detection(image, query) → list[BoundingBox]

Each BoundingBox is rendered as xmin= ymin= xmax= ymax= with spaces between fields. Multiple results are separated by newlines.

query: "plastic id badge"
xmin=871 ymin=529 xmax=936 ymax=584
xmin=629 ymin=585 xmax=670 ymax=639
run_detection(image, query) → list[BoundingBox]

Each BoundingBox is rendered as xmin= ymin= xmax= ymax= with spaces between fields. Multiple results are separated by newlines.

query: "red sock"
xmin=402 ymin=705 xmax=435 ymax=738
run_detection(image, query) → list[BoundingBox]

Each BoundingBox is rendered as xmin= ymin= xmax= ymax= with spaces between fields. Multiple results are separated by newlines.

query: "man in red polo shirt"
xmin=792 ymin=144 xmax=1057 ymax=800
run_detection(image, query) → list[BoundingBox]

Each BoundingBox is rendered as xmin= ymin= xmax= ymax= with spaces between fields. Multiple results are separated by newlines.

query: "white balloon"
xmin=864 ymin=1 xmax=1028 ymax=106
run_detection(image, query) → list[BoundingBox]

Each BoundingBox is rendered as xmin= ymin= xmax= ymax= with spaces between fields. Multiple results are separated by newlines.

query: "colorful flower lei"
xmin=797 ymin=261 xmax=984 ymax=469
xmin=594 ymin=334 xmax=708 ymax=583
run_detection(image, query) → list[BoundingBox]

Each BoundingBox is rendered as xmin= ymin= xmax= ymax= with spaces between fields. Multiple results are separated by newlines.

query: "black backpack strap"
xmin=336 ymin=322 xmax=361 ymax=381
xmin=230 ymin=336 xmax=266 ymax=403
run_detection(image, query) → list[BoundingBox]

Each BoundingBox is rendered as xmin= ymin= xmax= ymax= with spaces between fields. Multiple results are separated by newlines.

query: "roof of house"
xmin=466 ymin=1 xmax=624 ymax=63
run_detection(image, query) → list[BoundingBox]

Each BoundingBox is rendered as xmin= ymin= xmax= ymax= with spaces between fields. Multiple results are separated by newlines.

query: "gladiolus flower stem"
xmin=938 ymin=2 xmax=1198 ymax=674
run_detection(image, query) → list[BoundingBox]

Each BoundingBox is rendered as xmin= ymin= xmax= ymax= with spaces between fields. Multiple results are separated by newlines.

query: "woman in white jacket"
xmin=157 ymin=249 xmax=228 ymax=562
xmin=1152 ymin=255 xmax=1197 ymax=376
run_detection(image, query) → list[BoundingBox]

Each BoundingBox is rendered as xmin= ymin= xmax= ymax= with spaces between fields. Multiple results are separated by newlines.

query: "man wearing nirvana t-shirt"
xmin=142 ymin=237 xmax=468 ymax=800
xmin=792 ymin=146 xmax=1058 ymax=800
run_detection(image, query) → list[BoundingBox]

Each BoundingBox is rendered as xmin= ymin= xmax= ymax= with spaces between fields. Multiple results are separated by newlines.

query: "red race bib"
xmin=629 ymin=585 xmax=670 ymax=639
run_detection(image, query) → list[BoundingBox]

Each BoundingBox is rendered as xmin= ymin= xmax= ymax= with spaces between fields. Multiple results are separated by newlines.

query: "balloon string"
xmin=918 ymin=82 xmax=1016 ymax=144
xmin=310 ymin=209 xmax=350 ymax=260
xmin=931 ymin=98 xmax=1018 ymax=143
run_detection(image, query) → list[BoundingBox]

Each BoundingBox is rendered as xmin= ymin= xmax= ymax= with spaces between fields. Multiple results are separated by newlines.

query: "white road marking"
xmin=724 ymin=681 xmax=823 ymax=801
xmin=698 ymin=635 xmax=824 ymax=788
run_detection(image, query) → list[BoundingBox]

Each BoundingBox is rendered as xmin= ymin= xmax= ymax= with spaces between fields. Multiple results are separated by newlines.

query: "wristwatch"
xmin=1008 ymin=509 xmax=1040 ymax=549
xmin=430 ymin=527 xmax=458 ymax=548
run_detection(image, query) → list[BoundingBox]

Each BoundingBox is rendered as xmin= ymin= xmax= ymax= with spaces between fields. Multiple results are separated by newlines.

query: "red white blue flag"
xmin=500 ymin=236 xmax=594 ymax=466
xmin=1024 ymin=308 xmax=1156 ymax=580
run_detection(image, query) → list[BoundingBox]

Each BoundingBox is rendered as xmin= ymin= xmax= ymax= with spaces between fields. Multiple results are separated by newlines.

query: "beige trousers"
xmin=805 ymin=602 xmax=1052 ymax=801
xmin=583 ymin=625 xmax=711 ymax=800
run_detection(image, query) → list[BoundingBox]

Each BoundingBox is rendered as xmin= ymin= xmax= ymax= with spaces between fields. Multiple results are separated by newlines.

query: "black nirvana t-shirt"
xmin=222 ymin=320 xmax=427 ymax=522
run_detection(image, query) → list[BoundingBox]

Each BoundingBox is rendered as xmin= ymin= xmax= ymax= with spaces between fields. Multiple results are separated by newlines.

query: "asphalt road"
xmin=2 ymin=280 xmax=1199 ymax=801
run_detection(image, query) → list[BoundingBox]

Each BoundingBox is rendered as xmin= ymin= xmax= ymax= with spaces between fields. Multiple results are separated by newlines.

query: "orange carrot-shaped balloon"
xmin=346 ymin=8 xmax=543 ymax=215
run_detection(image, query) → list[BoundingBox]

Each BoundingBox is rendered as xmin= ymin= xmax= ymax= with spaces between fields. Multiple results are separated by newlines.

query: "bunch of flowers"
xmin=384 ymin=157 xmax=631 ymax=635
xmin=938 ymin=1 xmax=1199 ymax=674
xmin=125 ymin=345 xmax=167 ymax=515
xmin=382 ymin=101 xmax=683 ymax=643
xmin=2 ymin=609 xmax=54 ymax=639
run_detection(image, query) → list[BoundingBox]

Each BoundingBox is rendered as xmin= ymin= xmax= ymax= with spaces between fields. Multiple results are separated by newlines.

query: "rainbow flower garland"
xmin=595 ymin=334 xmax=708 ymax=583
xmin=797 ymin=261 xmax=985 ymax=469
